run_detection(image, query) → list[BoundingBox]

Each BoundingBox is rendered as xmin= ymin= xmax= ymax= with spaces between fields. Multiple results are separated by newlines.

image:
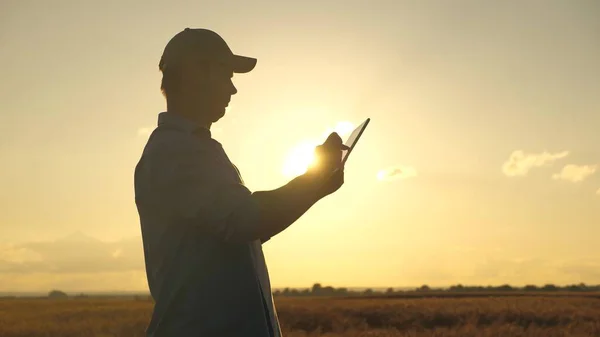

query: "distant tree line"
xmin=273 ymin=283 xmax=600 ymax=297
xmin=42 ymin=290 xmax=152 ymax=300
xmin=437 ymin=283 xmax=594 ymax=292
xmin=30 ymin=282 xmax=600 ymax=300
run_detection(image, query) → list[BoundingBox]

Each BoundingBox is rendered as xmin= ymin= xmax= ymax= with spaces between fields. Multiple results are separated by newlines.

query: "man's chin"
xmin=210 ymin=109 xmax=227 ymax=123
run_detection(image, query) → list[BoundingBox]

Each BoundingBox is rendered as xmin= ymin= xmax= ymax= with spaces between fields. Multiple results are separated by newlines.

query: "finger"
xmin=321 ymin=140 xmax=345 ymax=154
xmin=324 ymin=132 xmax=343 ymax=148
xmin=325 ymin=133 xmax=349 ymax=151
xmin=321 ymin=148 xmax=343 ymax=168
xmin=331 ymin=168 xmax=344 ymax=185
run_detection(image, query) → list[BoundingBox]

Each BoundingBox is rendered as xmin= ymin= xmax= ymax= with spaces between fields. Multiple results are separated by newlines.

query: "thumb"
xmin=324 ymin=132 xmax=343 ymax=148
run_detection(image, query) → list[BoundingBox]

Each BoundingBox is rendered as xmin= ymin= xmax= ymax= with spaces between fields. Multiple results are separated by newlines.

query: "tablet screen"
xmin=342 ymin=118 xmax=370 ymax=165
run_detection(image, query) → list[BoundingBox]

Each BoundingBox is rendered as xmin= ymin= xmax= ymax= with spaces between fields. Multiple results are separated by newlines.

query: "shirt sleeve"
xmin=146 ymin=135 xmax=264 ymax=242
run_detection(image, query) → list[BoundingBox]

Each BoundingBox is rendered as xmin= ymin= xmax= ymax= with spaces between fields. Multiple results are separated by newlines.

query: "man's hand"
xmin=249 ymin=132 xmax=349 ymax=241
xmin=306 ymin=132 xmax=349 ymax=198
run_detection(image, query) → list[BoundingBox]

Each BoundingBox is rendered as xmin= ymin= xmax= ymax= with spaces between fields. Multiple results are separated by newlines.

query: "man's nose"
xmin=230 ymin=83 xmax=238 ymax=95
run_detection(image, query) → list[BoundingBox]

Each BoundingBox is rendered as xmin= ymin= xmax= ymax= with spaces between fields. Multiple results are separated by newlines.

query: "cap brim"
xmin=231 ymin=54 xmax=257 ymax=73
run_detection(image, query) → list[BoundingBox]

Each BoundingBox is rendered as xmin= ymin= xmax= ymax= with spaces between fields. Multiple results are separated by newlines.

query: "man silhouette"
xmin=134 ymin=28 xmax=347 ymax=337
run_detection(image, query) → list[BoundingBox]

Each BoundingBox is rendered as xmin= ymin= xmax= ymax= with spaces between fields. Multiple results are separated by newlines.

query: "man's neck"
xmin=166 ymin=100 xmax=212 ymax=130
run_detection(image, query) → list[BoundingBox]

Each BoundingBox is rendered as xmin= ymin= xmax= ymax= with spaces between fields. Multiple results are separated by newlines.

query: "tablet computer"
xmin=342 ymin=118 xmax=370 ymax=165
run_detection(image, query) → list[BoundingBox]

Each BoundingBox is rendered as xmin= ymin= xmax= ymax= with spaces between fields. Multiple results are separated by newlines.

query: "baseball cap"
xmin=159 ymin=28 xmax=257 ymax=74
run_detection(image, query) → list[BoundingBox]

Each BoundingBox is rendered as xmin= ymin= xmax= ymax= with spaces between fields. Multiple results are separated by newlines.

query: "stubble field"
xmin=1 ymin=294 xmax=600 ymax=336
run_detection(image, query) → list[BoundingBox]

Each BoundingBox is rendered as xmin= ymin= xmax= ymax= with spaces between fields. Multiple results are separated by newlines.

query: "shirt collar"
xmin=157 ymin=111 xmax=211 ymax=138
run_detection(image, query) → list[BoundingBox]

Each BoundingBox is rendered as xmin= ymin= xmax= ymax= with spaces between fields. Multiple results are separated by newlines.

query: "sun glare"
xmin=322 ymin=121 xmax=355 ymax=139
xmin=282 ymin=121 xmax=355 ymax=178
xmin=282 ymin=141 xmax=318 ymax=177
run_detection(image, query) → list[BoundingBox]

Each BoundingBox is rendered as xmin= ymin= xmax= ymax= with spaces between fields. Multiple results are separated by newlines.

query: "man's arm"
xmin=147 ymin=133 xmax=343 ymax=243
xmin=253 ymin=132 xmax=347 ymax=241
xmin=252 ymin=173 xmax=322 ymax=242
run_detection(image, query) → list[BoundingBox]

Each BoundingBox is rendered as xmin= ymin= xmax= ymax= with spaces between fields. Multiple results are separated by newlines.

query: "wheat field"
xmin=1 ymin=295 xmax=600 ymax=336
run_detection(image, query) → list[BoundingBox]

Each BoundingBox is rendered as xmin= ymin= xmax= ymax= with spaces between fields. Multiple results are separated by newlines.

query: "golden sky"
xmin=1 ymin=0 xmax=599 ymax=292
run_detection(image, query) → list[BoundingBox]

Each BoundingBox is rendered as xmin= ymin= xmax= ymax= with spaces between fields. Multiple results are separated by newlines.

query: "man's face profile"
xmin=207 ymin=62 xmax=237 ymax=122
xmin=180 ymin=59 xmax=237 ymax=123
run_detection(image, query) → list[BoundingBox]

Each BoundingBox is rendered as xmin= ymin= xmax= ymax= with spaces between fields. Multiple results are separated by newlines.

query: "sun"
xmin=281 ymin=121 xmax=355 ymax=178
xmin=282 ymin=140 xmax=318 ymax=178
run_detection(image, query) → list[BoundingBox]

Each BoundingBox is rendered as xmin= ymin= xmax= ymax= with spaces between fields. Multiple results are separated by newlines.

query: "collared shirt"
xmin=134 ymin=111 xmax=281 ymax=337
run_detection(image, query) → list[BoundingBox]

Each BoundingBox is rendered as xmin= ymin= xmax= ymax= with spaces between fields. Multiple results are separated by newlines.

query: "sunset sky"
xmin=1 ymin=0 xmax=599 ymax=292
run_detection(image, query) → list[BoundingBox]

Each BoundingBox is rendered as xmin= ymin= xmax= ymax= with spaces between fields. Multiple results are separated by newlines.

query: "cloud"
xmin=377 ymin=165 xmax=417 ymax=181
xmin=471 ymin=255 xmax=600 ymax=285
xmin=472 ymin=256 xmax=551 ymax=283
xmin=552 ymin=164 xmax=597 ymax=183
xmin=0 ymin=232 xmax=144 ymax=274
xmin=137 ymin=127 xmax=153 ymax=138
xmin=502 ymin=150 xmax=569 ymax=177
xmin=0 ymin=244 xmax=44 ymax=265
xmin=558 ymin=258 xmax=600 ymax=280
xmin=112 ymin=249 xmax=123 ymax=258
xmin=0 ymin=271 xmax=148 ymax=293
xmin=0 ymin=232 xmax=149 ymax=292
